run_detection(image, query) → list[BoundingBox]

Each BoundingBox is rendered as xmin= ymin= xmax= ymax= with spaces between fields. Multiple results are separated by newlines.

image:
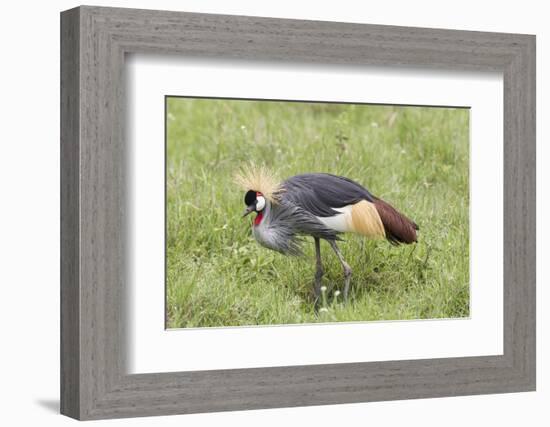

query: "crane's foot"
xmin=314 ymin=269 xmax=324 ymax=299
xmin=313 ymin=278 xmax=323 ymax=313
xmin=313 ymin=237 xmax=324 ymax=308
xmin=329 ymin=240 xmax=353 ymax=304
xmin=342 ymin=262 xmax=352 ymax=302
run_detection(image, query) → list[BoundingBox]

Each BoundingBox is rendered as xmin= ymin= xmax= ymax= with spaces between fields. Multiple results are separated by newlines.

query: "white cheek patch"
xmin=255 ymin=196 xmax=266 ymax=211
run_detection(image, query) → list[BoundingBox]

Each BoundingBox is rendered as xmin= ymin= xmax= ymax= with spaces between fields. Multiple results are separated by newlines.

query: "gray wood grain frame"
xmin=60 ymin=5 xmax=536 ymax=420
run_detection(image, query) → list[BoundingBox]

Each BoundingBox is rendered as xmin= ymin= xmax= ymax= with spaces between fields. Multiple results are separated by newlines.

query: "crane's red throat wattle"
xmin=254 ymin=211 xmax=263 ymax=226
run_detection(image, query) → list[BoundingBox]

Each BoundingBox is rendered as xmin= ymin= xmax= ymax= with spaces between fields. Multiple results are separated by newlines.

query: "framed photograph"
xmin=60 ymin=6 xmax=536 ymax=420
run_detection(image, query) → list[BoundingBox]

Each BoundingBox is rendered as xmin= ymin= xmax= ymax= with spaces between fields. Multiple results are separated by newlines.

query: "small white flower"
xmin=320 ymin=286 xmax=327 ymax=292
xmin=319 ymin=307 xmax=329 ymax=313
xmin=240 ymin=125 xmax=247 ymax=130
xmin=334 ymin=290 xmax=341 ymax=297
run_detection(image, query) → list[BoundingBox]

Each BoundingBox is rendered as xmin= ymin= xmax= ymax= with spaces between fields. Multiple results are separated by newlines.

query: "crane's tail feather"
xmin=372 ymin=197 xmax=418 ymax=245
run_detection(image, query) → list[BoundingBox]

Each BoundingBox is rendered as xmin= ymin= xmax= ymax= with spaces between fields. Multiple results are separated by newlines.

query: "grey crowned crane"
xmin=236 ymin=166 xmax=419 ymax=303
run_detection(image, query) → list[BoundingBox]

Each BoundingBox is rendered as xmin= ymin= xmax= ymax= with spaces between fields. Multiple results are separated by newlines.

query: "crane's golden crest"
xmin=234 ymin=164 xmax=284 ymax=203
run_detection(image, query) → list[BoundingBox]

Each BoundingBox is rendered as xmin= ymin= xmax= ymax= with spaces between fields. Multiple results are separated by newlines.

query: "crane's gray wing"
xmin=281 ymin=173 xmax=375 ymax=217
xmin=275 ymin=200 xmax=340 ymax=240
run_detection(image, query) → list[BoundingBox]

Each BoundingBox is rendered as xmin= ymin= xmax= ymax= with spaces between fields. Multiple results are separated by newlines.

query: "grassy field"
xmin=166 ymin=97 xmax=470 ymax=328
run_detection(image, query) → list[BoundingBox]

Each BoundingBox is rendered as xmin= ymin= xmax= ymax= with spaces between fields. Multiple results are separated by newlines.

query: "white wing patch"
xmin=315 ymin=206 xmax=354 ymax=233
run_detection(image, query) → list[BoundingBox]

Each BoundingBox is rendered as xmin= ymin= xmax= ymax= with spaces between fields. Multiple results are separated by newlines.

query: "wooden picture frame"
xmin=60 ymin=5 xmax=536 ymax=420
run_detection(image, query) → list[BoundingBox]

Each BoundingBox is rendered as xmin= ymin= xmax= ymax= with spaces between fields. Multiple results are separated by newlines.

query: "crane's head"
xmin=242 ymin=190 xmax=266 ymax=218
xmin=235 ymin=165 xmax=281 ymax=225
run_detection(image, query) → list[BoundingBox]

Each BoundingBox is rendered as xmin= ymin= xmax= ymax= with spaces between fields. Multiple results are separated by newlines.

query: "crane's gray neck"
xmin=255 ymin=199 xmax=272 ymax=226
xmin=251 ymin=199 xmax=303 ymax=255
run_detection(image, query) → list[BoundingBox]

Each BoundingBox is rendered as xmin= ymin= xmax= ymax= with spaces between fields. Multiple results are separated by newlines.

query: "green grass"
xmin=166 ymin=98 xmax=470 ymax=328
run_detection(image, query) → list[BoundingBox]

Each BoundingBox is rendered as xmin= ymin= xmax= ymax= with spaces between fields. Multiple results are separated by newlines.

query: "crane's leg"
xmin=329 ymin=240 xmax=352 ymax=302
xmin=313 ymin=237 xmax=324 ymax=302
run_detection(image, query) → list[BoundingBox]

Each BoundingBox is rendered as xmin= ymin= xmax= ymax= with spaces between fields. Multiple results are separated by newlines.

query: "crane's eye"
xmin=255 ymin=195 xmax=266 ymax=211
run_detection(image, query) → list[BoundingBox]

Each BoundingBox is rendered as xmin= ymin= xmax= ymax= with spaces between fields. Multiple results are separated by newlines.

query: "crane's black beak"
xmin=242 ymin=204 xmax=255 ymax=217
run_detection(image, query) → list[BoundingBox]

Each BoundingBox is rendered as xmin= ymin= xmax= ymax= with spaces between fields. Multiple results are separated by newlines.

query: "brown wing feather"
xmin=373 ymin=198 xmax=418 ymax=245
